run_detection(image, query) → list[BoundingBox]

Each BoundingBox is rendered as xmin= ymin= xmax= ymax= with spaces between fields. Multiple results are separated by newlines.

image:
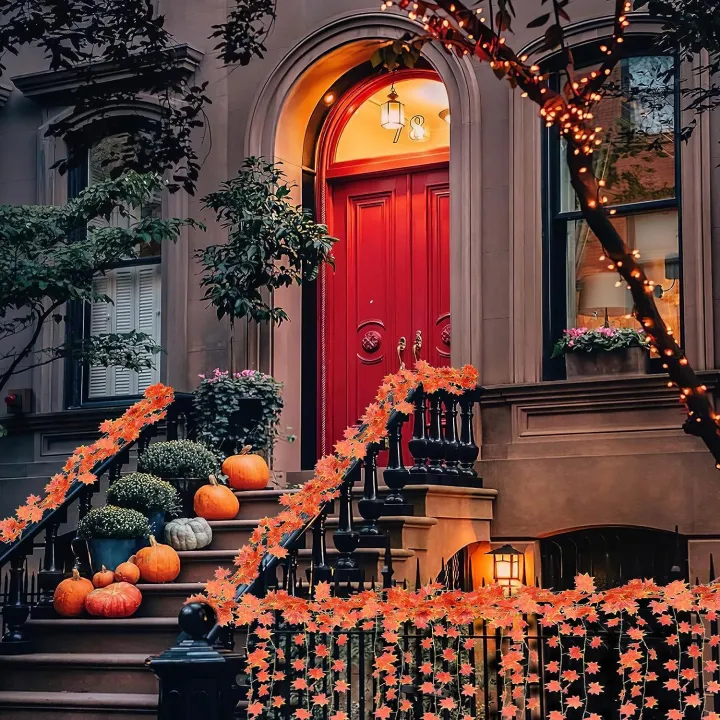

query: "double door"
xmin=321 ymin=166 xmax=450 ymax=455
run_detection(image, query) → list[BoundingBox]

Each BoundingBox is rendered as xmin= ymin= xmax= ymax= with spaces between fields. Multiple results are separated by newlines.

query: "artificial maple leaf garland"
xmin=234 ymin=576 xmax=720 ymax=720
xmin=190 ymin=362 xmax=479 ymax=625
xmin=0 ymin=383 xmax=174 ymax=544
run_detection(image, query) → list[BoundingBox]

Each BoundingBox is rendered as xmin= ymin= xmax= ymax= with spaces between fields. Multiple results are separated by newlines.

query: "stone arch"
xmin=245 ymin=10 xmax=482 ymax=470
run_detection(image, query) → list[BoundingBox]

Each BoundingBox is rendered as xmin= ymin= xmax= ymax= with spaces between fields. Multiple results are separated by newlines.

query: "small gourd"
xmin=223 ymin=446 xmax=270 ymax=491
xmin=85 ymin=582 xmax=142 ymax=618
xmin=165 ymin=517 xmax=212 ymax=551
xmin=92 ymin=565 xmax=115 ymax=589
xmin=134 ymin=535 xmax=181 ymax=583
xmin=53 ymin=568 xmax=94 ymax=617
xmin=193 ymin=475 xmax=239 ymax=521
xmin=115 ymin=557 xmax=141 ymax=585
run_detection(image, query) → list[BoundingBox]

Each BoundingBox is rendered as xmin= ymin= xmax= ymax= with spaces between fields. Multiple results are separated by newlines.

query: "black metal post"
xmin=425 ymin=392 xmax=446 ymax=476
xmin=458 ymin=391 xmax=481 ymax=482
xmin=383 ymin=415 xmax=414 ymax=516
xmin=34 ymin=508 xmax=67 ymax=617
xmin=149 ymin=603 xmax=243 ymax=720
xmin=0 ymin=551 xmax=32 ymax=654
xmin=442 ymin=392 xmax=460 ymax=477
xmin=333 ymin=464 xmax=361 ymax=581
xmin=307 ymin=511 xmax=332 ymax=586
xmin=408 ymin=387 xmax=429 ymax=474
xmin=357 ymin=442 xmax=385 ymax=547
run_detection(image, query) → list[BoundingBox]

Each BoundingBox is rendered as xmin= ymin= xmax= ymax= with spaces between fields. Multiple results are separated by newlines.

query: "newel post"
xmin=148 ymin=603 xmax=243 ymax=720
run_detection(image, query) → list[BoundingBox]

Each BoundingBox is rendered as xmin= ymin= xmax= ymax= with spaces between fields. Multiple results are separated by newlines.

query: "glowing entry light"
xmin=439 ymin=108 xmax=451 ymax=124
xmin=487 ymin=544 xmax=523 ymax=596
xmin=380 ymin=85 xmax=405 ymax=131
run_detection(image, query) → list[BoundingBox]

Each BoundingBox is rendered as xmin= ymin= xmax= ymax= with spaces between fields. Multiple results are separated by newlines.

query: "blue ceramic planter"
xmin=87 ymin=538 xmax=142 ymax=574
xmin=146 ymin=511 xmax=167 ymax=539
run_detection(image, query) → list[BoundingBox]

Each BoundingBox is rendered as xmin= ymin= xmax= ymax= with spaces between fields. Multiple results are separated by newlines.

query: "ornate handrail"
xmin=0 ymin=388 xmax=191 ymax=652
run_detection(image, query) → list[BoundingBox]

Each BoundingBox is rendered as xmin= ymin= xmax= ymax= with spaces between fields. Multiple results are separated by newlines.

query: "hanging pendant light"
xmin=380 ymin=84 xmax=405 ymax=131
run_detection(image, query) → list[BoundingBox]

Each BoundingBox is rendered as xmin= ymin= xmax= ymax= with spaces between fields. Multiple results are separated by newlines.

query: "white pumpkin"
xmin=164 ymin=517 xmax=213 ymax=551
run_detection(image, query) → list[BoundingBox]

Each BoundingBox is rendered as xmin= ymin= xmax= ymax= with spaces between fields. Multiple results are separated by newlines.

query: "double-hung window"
xmin=67 ymin=134 xmax=162 ymax=404
xmin=544 ymin=48 xmax=680 ymax=378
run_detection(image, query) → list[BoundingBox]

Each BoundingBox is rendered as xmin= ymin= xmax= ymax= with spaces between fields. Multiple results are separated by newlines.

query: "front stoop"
xmin=1 ymin=477 xmax=496 ymax=719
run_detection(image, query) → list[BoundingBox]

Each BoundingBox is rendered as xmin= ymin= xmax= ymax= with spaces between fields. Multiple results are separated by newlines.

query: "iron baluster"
xmin=357 ymin=441 xmax=385 ymax=546
xmin=0 ymin=551 xmax=31 ymax=654
xmin=383 ymin=414 xmax=413 ymax=516
xmin=408 ymin=386 xmax=429 ymax=474
xmin=442 ymin=391 xmax=460 ymax=476
xmin=333 ymin=463 xmax=361 ymax=581
xmin=308 ymin=510 xmax=331 ymax=586
xmin=35 ymin=507 xmax=67 ymax=616
xmin=425 ymin=392 xmax=445 ymax=474
xmin=458 ymin=391 xmax=480 ymax=480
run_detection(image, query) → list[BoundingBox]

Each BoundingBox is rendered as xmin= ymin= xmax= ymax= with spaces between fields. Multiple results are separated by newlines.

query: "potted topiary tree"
xmin=195 ymin=158 xmax=335 ymax=463
xmin=78 ymin=505 xmax=150 ymax=574
xmin=553 ymin=327 xmax=649 ymax=378
xmin=193 ymin=368 xmax=284 ymax=459
xmin=137 ymin=440 xmax=223 ymax=516
xmin=106 ymin=473 xmax=181 ymax=538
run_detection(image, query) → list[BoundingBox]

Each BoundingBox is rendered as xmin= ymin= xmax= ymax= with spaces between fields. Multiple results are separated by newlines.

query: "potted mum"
xmin=106 ymin=473 xmax=181 ymax=538
xmin=138 ymin=440 xmax=223 ymax=516
xmin=78 ymin=505 xmax=150 ymax=574
xmin=552 ymin=326 xmax=649 ymax=378
xmin=193 ymin=368 xmax=282 ymax=459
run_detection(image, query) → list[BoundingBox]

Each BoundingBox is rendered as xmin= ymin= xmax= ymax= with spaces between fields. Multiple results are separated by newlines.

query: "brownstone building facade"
xmin=1 ymin=0 xmax=719 ymax=587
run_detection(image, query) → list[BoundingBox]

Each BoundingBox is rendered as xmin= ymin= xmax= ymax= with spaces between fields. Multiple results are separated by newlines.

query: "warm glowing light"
xmin=380 ymin=85 xmax=405 ymax=131
xmin=487 ymin=544 xmax=523 ymax=597
xmin=323 ymin=92 xmax=336 ymax=105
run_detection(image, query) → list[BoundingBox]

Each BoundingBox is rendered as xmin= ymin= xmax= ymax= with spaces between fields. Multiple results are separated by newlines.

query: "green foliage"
xmin=0 ymin=0 xmax=276 ymax=193
xmin=197 ymin=157 xmax=337 ymax=326
xmin=0 ymin=172 xmax=197 ymax=394
xmin=138 ymin=440 xmax=223 ymax=479
xmin=193 ymin=369 xmax=285 ymax=457
xmin=78 ymin=505 xmax=151 ymax=539
xmin=552 ymin=327 xmax=649 ymax=357
xmin=106 ymin=472 xmax=181 ymax=514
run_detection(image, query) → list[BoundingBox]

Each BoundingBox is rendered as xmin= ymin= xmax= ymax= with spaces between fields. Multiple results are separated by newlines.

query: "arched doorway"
xmin=316 ymin=69 xmax=451 ymax=456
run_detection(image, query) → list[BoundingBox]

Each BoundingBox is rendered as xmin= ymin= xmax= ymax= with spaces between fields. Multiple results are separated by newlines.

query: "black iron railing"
xmin=149 ymin=383 xmax=483 ymax=719
xmin=0 ymin=392 xmax=194 ymax=654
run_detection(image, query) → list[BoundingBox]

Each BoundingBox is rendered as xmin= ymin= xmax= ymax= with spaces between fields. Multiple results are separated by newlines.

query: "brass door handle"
xmin=413 ymin=330 xmax=423 ymax=363
xmin=397 ymin=336 xmax=407 ymax=370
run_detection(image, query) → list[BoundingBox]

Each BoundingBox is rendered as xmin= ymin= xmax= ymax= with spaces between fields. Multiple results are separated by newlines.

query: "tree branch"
xmin=396 ymin=0 xmax=720 ymax=467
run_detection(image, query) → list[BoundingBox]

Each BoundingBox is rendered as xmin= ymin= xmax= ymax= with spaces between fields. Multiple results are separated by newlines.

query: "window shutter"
xmin=87 ymin=275 xmax=112 ymax=398
xmin=136 ymin=266 xmax=161 ymax=392
xmin=112 ymin=269 xmax=135 ymax=396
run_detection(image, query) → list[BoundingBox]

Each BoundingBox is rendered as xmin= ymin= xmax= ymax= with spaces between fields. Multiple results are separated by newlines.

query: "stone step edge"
xmin=0 ymin=653 xmax=149 ymax=666
xmin=0 ymin=691 xmax=157 ymax=709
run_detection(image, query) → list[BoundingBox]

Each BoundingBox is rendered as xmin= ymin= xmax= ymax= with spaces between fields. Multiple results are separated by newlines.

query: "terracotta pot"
xmin=565 ymin=346 xmax=647 ymax=379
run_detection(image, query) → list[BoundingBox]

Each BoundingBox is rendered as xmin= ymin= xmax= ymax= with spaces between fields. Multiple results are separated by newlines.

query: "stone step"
xmin=135 ymin=582 xmax=204 ymax=617
xmin=175 ymin=547 xmax=415 ymax=583
xmin=0 ymin=691 xmax=156 ymax=719
xmin=231 ymin=481 xmax=488 ymax=521
xmin=207 ymin=515 xmax=437 ymax=551
xmin=0 ymin=654 xmax=156 ymax=695
xmin=25 ymin=617 xmax=178 ymax=654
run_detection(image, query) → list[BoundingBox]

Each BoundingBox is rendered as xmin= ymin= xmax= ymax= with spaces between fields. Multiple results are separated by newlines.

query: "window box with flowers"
xmin=552 ymin=327 xmax=649 ymax=378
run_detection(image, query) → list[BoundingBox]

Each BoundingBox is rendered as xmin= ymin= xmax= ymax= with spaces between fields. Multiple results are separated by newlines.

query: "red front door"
xmin=320 ymin=166 xmax=450 ymax=455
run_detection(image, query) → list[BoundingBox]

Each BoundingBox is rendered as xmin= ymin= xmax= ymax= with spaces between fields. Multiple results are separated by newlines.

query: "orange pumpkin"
xmin=223 ymin=446 xmax=270 ymax=491
xmin=194 ymin=474 xmax=239 ymax=520
xmin=53 ymin=568 xmax=94 ymax=617
xmin=85 ymin=582 xmax=142 ymax=618
xmin=92 ymin=565 xmax=115 ymax=588
xmin=134 ymin=535 xmax=181 ymax=583
xmin=114 ymin=557 xmax=141 ymax=585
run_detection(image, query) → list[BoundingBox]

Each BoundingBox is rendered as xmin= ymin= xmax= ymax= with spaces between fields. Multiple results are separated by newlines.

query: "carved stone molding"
xmin=11 ymin=44 xmax=203 ymax=105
